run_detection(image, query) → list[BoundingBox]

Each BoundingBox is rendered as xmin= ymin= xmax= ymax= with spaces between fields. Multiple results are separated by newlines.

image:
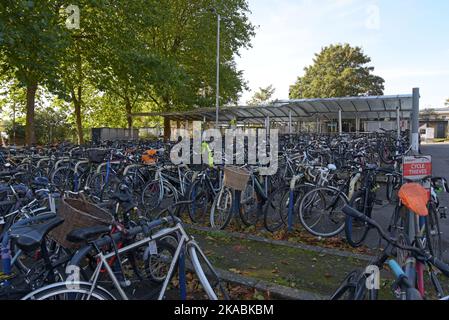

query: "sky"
xmin=235 ymin=0 xmax=449 ymax=109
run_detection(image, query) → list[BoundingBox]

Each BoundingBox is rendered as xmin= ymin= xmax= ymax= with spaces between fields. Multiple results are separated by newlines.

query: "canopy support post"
xmin=289 ymin=111 xmax=292 ymax=134
xmin=338 ymin=109 xmax=343 ymax=135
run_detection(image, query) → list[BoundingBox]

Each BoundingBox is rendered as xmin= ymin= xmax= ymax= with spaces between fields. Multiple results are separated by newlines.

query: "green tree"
xmin=445 ymin=99 xmax=448 ymax=106
xmin=289 ymin=44 xmax=385 ymax=99
xmin=87 ymin=0 xmax=175 ymax=131
xmin=247 ymin=85 xmax=275 ymax=106
xmin=146 ymin=0 xmax=255 ymax=139
xmin=0 ymin=1 xmax=70 ymax=145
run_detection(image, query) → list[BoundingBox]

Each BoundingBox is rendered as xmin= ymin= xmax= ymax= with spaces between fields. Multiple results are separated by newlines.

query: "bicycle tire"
xmin=426 ymin=204 xmax=442 ymax=259
xmin=298 ymin=187 xmax=347 ymax=238
xmin=188 ymin=243 xmax=228 ymax=300
xmin=210 ymin=187 xmax=233 ymax=230
xmin=344 ymin=191 xmax=372 ymax=248
xmin=21 ymin=282 xmax=116 ymax=300
xmin=263 ymin=185 xmax=290 ymax=232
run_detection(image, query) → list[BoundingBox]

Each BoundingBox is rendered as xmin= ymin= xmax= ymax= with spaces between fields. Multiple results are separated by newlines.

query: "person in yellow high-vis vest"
xmin=201 ymin=140 xmax=214 ymax=168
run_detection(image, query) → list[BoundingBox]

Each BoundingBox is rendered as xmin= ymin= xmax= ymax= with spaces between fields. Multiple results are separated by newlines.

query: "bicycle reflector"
xmin=398 ymin=183 xmax=429 ymax=217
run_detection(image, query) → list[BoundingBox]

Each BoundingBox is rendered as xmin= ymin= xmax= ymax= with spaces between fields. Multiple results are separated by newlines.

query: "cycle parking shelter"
xmin=130 ymin=90 xmax=420 ymax=141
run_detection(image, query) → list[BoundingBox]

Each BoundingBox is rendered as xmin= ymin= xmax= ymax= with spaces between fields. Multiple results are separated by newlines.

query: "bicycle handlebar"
xmin=69 ymin=216 xmax=179 ymax=267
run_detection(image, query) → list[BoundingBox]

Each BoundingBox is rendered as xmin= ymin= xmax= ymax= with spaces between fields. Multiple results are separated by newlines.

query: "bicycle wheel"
xmin=345 ymin=191 xmax=372 ymax=248
xmin=188 ymin=179 xmax=212 ymax=224
xmin=88 ymin=171 xmax=119 ymax=203
xmin=145 ymin=240 xmax=177 ymax=284
xmin=239 ymin=182 xmax=259 ymax=227
xmin=426 ymin=204 xmax=442 ymax=259
xmin=188 ymin=242 xmax=229 ymax=300
xmin=210 ymin=187 xmax=233 ymax=230
xmin=379 ymin=141 xmax=395 ymax=165
xmin=21 ymin=282 xmax=116 ymax=300
xmin=330 ymin=270 xmax=358 ymax=300
xmin=141 ymin=180 xmax=163 ymax=214
xmin=263 ymin=185 xmax=290 ymax=232
xmin=386 ymin=175 xmax=399 ymax=202
xmin=298 ymin=187 xmax=347 ymax=238
xmin=51 ymin=166 xmax=75 ymax=191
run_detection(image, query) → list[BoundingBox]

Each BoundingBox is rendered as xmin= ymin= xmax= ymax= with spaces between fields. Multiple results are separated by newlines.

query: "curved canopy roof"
xmin=131 ymin=95 xmax=414 ymax=124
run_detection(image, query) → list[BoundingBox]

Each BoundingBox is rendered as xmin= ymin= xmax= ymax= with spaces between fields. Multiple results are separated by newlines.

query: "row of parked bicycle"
xmin=0 ymin=129 xmax=448 ymax=300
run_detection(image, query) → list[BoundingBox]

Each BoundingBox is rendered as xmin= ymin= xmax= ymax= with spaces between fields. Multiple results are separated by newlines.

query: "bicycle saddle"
xmin=11 ymin=215 xmax=64 ymax=252
xmin=66 ymin=225 xmax=111 ymax=243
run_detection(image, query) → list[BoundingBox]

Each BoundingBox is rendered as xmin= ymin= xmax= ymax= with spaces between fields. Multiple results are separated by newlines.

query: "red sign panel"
xmin=403 ymin=156 xmax=432 ymax=180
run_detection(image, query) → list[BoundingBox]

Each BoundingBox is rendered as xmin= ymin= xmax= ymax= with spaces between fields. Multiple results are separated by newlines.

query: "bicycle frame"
xmin=73 ymin=223 xmax=218 ymax=300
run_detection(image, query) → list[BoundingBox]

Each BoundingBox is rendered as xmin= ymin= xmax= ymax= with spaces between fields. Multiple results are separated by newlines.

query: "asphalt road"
xmin=366 ymin=144 xmax=449 ymax=261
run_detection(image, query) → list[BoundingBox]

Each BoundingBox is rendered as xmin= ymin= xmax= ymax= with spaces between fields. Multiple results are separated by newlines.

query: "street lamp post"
xmin=210 ymin=8 xmax=221 ymax=129
xmin=215 ymin=12 xmax=221 ymax=129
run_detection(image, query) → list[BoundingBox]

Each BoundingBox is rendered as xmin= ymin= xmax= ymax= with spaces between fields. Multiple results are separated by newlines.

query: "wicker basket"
xmin=223 ymin=166 xmax=250 ymax=191
xmin=49 ymin=197 xmax=114 ymax=249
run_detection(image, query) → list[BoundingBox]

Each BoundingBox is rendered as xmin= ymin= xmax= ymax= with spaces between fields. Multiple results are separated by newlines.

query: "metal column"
xmin=338 ymin=109 xmax=343 ymax=135
xmin=411 ymin=88 xmax=420 ymax=153
xmin=396 ymin=107 xmax=401 ymax=140
xmin=289 ymin=111 xmax=292 ymax=134
xmin=215 ymin=14 xmax=221 ymax=129
xmin=408 ymin=88 xmax=421 ymax=244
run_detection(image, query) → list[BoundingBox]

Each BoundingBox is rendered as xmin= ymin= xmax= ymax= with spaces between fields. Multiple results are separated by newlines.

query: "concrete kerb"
xmin=216 ymin=268 xmax=326 ymax=300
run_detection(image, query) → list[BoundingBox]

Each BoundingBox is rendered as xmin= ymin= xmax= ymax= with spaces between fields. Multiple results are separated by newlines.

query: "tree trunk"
xmin=72 ymin=86 xmax=84 ymax=145
xmin=25 ymin=84 xmax=38 ymax=146
xmin=125 ymin=97 xmax=133 ymax=129
xmin=164 ymin=117 xmax=171 ymax=141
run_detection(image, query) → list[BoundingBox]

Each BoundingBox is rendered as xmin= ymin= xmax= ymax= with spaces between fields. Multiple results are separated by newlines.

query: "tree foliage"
xmin=247 ymin=85 xmax=275 ymax=106
xmin=0 ymin=1 xmax=70 ymax=144
xmin=0 ymin=0 xmax=255 ymax=144
xmin=289 ymin=44 xmax=385 ymax=99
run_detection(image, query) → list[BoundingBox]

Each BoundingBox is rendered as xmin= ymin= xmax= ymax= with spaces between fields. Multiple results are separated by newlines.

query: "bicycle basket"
xmin=398 ymin=183 xmax=429 ymax=217
xmin=49 ymin=197 xmax=113 ymax=249
xmin=223 ymin=166 xmax=250 ymax=191
xmin=87 ymin=149 xmax=108 ymax=164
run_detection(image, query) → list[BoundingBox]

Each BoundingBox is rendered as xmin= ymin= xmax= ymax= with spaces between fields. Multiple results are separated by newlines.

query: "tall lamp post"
xmin=211 ymin=8 xmax=221 ymax=129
